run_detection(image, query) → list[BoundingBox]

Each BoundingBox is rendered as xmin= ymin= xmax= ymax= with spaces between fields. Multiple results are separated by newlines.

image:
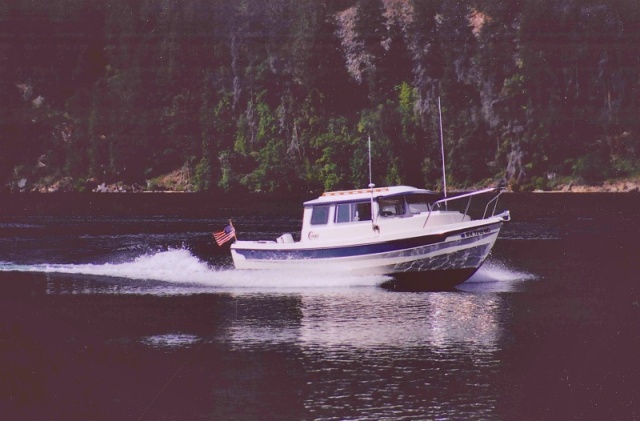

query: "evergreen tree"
xmin=2 ymin=0 xmax=640 ymax=192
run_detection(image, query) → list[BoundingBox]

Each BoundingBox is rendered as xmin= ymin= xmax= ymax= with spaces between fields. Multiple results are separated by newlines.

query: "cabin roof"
xmin=303 ymin=185 xmax=435 ymax=206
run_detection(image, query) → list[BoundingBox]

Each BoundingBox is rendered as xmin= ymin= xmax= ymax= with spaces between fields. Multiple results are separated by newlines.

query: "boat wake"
xmin=459 ymin=261 xmax=537 ymax=292
xmin=0 ymin=249 xmax=387 ymax=291
xmin=0 ymin=249 xmax=534 ymax=293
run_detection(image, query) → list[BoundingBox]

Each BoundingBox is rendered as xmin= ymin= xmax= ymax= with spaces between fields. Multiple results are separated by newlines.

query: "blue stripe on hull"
xmin=233 ymin=222 xmax=502 ymax=261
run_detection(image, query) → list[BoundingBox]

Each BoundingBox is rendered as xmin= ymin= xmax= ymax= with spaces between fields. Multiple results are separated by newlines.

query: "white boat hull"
xmin=231 ymin=213 xmax=508 ymax=288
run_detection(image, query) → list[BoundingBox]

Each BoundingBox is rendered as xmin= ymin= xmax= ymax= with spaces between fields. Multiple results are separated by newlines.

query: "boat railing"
xmin=428 ymin=187 xmax=505 ymax=224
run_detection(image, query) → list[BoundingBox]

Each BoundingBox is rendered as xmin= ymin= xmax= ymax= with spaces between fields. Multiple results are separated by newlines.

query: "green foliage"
xmin=573 ymin=152 xmax=610 ymax=185
xmin=2 ymin=0 xmax=640 ymax=192
xmin=310 ymin=118 xmax=353 ymax=191
xmin=193 ymin=157 xmax=212 ymax=192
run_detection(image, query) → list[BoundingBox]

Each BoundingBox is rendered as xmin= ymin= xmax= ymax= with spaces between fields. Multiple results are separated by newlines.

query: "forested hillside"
xmin=2 ymin=0 xmax=640 ymax=193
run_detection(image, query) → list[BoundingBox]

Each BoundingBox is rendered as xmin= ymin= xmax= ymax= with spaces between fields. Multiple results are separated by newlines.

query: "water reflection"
xmin=32 ymin=266 xmax=512 ymax=419
xmin=228 ymin=289 xmax=503 ymax=351
xmin=141 ymin=333 xmax=200 ymax=349
xmin=43 ymin=273 xmax=217 ymax=296
xmin=227 ymin=289 xmax=506 ymax=419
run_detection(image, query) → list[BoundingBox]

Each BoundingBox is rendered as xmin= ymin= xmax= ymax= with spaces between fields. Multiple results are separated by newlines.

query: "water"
xmin=0 ymin=193 xmax=638 ymax=420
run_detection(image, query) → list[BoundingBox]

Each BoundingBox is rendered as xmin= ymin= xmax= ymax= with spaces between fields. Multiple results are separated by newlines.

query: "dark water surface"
xmin=0 ymin=193 xmax=639 ymax=420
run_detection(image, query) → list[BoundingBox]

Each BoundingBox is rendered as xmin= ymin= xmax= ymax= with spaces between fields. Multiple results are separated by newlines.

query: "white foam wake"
xmin=0 ymin=249 xmax=386 ymax=289
xmin=0 ymin=250 xmax=535 ymax=293
xmin=459 ymin=260 xmax=537 ymax=292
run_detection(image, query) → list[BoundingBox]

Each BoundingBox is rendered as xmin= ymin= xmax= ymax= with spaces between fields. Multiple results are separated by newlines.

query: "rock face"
xmin=93 ymin=183 xmax=144 ymax=193
xmin=87 ymin=167 xmax=193 ymax=192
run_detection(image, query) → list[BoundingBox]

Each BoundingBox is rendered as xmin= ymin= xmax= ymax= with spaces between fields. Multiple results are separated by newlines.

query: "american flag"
xmin=213 ymin=224 xmax=236 ymax=246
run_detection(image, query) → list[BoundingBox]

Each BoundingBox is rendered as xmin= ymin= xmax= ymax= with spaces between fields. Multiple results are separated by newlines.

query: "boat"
xmin=230 ymin=185 xmax=510 ymax=289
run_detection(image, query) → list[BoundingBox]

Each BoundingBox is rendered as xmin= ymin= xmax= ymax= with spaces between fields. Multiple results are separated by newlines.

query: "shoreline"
xmin=532 ymin=175 xmax=640 ymax=193
xmin=6 ymin=185 xmax=640 ymax=194
xmin=7 ymin=173 xmax=640 ymax=194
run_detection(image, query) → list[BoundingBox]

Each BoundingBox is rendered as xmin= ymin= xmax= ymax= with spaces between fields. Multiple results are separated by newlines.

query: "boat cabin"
xmin=300 ymin=186 xmax=438 ymax=242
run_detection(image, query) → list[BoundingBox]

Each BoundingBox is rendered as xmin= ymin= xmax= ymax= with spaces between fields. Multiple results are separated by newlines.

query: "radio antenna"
xmin=438 ymin=96 xmax=447 ymax=199
xmin=368 ymin=135 xmax=379 ymax=232
xmin=368 ymin=134 xmax=373 ymax=188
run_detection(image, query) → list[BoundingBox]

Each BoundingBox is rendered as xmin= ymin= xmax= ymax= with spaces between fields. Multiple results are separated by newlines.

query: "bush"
xmin=573 ymin=152 xmax=609 ymax=185
xmin=193 ymin=157 xmax=212 ymax=192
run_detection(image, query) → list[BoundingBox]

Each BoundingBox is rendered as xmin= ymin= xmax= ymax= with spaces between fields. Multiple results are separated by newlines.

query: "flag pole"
xmin=228 ymin=219 xmax=237 ymax=242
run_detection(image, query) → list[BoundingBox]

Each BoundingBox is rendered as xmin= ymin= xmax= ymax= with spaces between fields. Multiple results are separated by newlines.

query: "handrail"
xmin=483 ymin=189 xmax=504 ymax=219
xmin=432 ymin=187 xmax=498 ymax=207
xmin=424 ymin=187 xmax=505 ymax=228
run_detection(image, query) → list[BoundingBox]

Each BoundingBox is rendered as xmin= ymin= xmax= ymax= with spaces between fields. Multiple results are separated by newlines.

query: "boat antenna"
xmin=368 ymin=134 xmax=373 ymax=188
xmin=438 ymin=96 xmax=447 ymax=200
xmin=368 ymin=135 xmax=379 ymax=232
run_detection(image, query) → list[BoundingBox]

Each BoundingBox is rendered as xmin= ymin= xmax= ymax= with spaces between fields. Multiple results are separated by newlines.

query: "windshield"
xmin=406 ymin=194 xmax=432 ymax=214
xmin=378 ymin=197 xmax=406 ymax=217
xmin=378 ymin=194 xmax=433 ymax=217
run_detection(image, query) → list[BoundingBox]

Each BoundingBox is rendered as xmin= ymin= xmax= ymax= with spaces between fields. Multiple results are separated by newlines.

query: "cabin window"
xmin=336 ymin=204 xmax=351 ymax=223
xmin=335 ymin=202 xmax=372 ymax=223
xmin=378 ymin=197 xmax=406 ymax=217
xmin=407 ymin=194 xmax=432 ymax=214
xmin=310 ymin=205 xmax=330 ymax=225
xmin=355 ymin=202 xmax=372 ymax=221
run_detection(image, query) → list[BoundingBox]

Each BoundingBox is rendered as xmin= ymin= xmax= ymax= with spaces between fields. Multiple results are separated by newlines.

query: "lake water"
xmin=0 ymin=193 xmax=638 ymax=420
